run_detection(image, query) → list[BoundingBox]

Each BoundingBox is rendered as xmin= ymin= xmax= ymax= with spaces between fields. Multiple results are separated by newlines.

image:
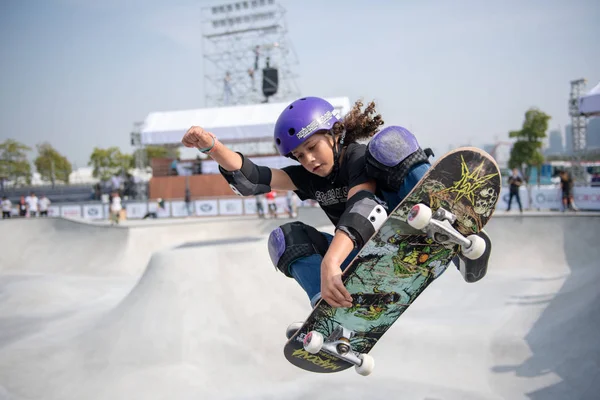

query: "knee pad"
xmin=366 ymin=126 xmax=434 ymax=192
xmin=337 ymin=191 xmax=387 ymax=249
xmin=267 ymin=222 xmax=329 ymax=277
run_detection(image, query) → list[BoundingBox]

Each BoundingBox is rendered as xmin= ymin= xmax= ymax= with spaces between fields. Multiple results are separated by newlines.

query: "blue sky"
xmin=1 ymin=0 xmax=598 ymax=168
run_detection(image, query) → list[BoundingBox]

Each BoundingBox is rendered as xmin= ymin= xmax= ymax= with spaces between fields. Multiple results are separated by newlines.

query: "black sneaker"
xmin=453 ymin=229 xmax=492 ymax=283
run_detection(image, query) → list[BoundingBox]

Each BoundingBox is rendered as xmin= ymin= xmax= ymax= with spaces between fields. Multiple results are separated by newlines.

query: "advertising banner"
xmin=496 ymin=186 xmax=530 ymax=211
xmin=125 ymin=203 xmax=148 ymax=219
xmin=41 ymin=186 xmax=600 ymax=221
xmin=47 ymin=206 xmax=61 ymax=217
xmin=244 ymin=198 xmax=259 ymax=215
xmin=495 ymin=186 xmax=600 ymax=210
xmin=530 ymin=186 xmax=600 ymax=210
xmin=195 ymin=200 xmax=219 ymax=217
xmin=83 ymin=204 xmax=104 ymax=220
xmin=148 ymin=201 xmax=171 ymax=218
xmin=219 ymin=199 xmax=243 ymax=215
xmin=275 ymin=197 xmax=289 ymax=215
xmin=171 ymin=201 xmax=192 ymax=217
xmin=60 ymin=205 xmax=82 ymax=218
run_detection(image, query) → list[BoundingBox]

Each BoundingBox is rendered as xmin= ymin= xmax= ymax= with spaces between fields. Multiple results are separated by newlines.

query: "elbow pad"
xmin=219 ymin=153 xmax=272 ymax=196
xmin=365 ymin=126 xmax=433 ymax=193
xmin=336 ymin=191 xmax=387 ymax=249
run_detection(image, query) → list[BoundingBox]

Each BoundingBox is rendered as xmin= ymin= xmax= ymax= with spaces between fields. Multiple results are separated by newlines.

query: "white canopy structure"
xmin=140 ymin=97 xmax=352 ymax=146
xmin=579 ymin=82 xmax=600 ymax=116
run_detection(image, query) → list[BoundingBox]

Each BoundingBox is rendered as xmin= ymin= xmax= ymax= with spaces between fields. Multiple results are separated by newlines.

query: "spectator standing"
xmin=559 ymin=170 xmax=577 ymax=211
xmin=223 ymin=72 xmax=233 ymax=105
xmin=110 ymin=191 xmax=122 ymax=224
xmin=591 ymin=172 xmax=600 ymax=187
xmin=255 ymin=194 xmax=265 ymax=219
xmin=185 ymin=188 xmax=193 ymax=216
xmin=506 ymin=168 xmax=523 ymax=212
xmin=265 ymin=190 xmax=277 ymax=219
xmin=39 ymin=194 xmax=51 ymax=217
xmin=143 ymin=198 xmax=165 ymax=219
xmin=1 ymin=196 xmax=11 ymax=219
xmin=18 ymin=196 xmax=27 ymax=217
xmin=170 ymin=158 xmax=180 ymax=176
xmin=25 ymin=192 xmax=39 ymax=217
xmin=286 ymin=191 xmax=298 ymax=218
xmin=93 ymin=183 xmax=102 ymax=200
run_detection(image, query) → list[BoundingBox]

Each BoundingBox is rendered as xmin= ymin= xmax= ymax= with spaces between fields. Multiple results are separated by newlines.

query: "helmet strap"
xmin=327 ymin=129 xmax=346 ymax=184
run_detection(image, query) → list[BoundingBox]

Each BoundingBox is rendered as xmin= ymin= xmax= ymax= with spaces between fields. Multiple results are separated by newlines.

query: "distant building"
xmin=587 ymin=117 xmax=600 ymax=150
xmin=69 ymin=167 xmax=99 ymax=185
xmin=484 ymin=142 xmax=511 ymax=170
xmin=546 ymin=129 xmax=564 ymax=155
xmin=565 ymin=125 xmax=573 ymax=155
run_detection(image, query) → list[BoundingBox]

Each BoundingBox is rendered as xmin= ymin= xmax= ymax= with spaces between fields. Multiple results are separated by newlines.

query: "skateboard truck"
xmin=327 ymin=325 xmax=354 ymax=356
xmin=407 ymin=204 xmax=486 ymax=260
xmin=300 ymin=325 xmax=375 ymax=376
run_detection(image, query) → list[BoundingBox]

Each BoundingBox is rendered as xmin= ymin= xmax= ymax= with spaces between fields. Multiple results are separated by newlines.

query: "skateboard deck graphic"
xmin=283 ymin=147 xmax=501 ymax=374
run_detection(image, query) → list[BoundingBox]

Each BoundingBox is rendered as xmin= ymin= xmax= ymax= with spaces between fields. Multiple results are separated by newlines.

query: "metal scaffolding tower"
xmin=201 ymin=0 xmax=301 ymax=107
xmin=569 ymin=79 xmax=588 ymax=153
xmin=568 ymin=78 xmax=588 ymax=182
xmin=130 ymin=121 xmax=148 ymax=200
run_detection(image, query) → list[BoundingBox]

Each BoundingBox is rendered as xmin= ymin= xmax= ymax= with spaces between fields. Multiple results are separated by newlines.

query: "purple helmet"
xmin=274 ymin=97 xmax=340 ymax=157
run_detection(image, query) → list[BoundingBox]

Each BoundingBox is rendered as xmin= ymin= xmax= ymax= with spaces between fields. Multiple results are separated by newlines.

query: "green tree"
xmin=508 ymin=108 xmax=551 ymax=185
xmin=0 ymin=139 xmax=32 ymax=186
xmin=34 ymin=143 xmax=73 ymax=186
xmin=145 ymin=146 xmax=168 ymax=164
xmin=88 ymin=147 xmax=133 ymax=181
xmin=132 ymin=145 xmax=180 ymax=168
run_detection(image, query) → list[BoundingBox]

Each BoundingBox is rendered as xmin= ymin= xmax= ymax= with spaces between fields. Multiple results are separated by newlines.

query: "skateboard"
xmin=283 ymin=147 xmax=501 ymax=376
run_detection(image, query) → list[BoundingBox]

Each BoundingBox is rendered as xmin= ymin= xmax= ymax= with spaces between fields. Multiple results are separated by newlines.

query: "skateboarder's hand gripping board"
xmin=321 ymin=217 xmax=357 ymax=309
xmin=320 ymin=179 xmax=379 ymax=308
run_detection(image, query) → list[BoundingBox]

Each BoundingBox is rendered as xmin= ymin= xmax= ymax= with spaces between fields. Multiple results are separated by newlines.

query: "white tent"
xmin=140 ymin=97 xmax=352 ymax=146
xmin=579 ymin=82 xmax=600 ymax=116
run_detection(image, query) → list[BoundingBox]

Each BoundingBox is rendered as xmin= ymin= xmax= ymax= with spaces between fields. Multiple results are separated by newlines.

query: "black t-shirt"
xmin=560 ymin=174 xmax=573 ymax=192
xmin=507 ymin=175 xmax=523 ymax=193
xmin=282 ymin=142 xmax=370 ymax=226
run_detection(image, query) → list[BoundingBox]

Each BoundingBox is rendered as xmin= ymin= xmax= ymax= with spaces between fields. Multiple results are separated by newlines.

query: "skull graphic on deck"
xmin=474 ymin=187 xmax=498 ymax=216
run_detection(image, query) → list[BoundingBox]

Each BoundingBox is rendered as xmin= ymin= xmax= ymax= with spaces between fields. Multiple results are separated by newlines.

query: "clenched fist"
xmin=181 ymin=126 xmax=215 ymax=149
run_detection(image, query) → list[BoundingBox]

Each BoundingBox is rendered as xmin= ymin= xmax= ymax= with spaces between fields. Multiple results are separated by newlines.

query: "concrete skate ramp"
xmin=0 ymin=211 xmax=598 ymax=400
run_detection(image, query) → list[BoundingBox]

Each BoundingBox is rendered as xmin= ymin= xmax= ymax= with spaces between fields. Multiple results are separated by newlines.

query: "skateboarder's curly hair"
xmin=331 ymin=100 xmax=384 ymax=143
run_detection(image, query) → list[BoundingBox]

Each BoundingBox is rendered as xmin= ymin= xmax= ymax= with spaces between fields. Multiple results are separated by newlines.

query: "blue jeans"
xmin=289 ymin=163 xmax=430 ymax=306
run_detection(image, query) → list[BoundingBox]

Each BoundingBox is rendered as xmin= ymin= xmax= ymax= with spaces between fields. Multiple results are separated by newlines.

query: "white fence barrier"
xmin=496 ymin=186 xmax=600 ymax=211
xmin=7 ymin=186 xmax=600 ymax=220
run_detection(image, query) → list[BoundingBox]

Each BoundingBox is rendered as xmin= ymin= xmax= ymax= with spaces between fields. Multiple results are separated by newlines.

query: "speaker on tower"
xmin=262 ymin=67 xmax=279 ymax=98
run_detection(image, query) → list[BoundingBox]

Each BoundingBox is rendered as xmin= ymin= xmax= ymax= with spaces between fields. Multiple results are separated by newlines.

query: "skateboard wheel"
xmin=303 ymin=331 xmax=324 ymax=354
xmin=355 ymin=353 xmax=375 ymax=376
xmin=285 ymin=321 xmax=304 ymax=340
xmin=407 ymin=204 xmax=432 ymax=230
xmin=462 ymin=234 xmax=486 ymax=260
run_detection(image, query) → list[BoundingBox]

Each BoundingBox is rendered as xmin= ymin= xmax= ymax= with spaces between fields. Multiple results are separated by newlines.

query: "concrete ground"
xmin=0 ymin=209 xmax=598 ymax=400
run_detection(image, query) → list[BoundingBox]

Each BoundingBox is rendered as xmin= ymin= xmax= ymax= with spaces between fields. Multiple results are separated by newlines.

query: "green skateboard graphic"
xmin=283 ymin=147 xmax=501 ymax=375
